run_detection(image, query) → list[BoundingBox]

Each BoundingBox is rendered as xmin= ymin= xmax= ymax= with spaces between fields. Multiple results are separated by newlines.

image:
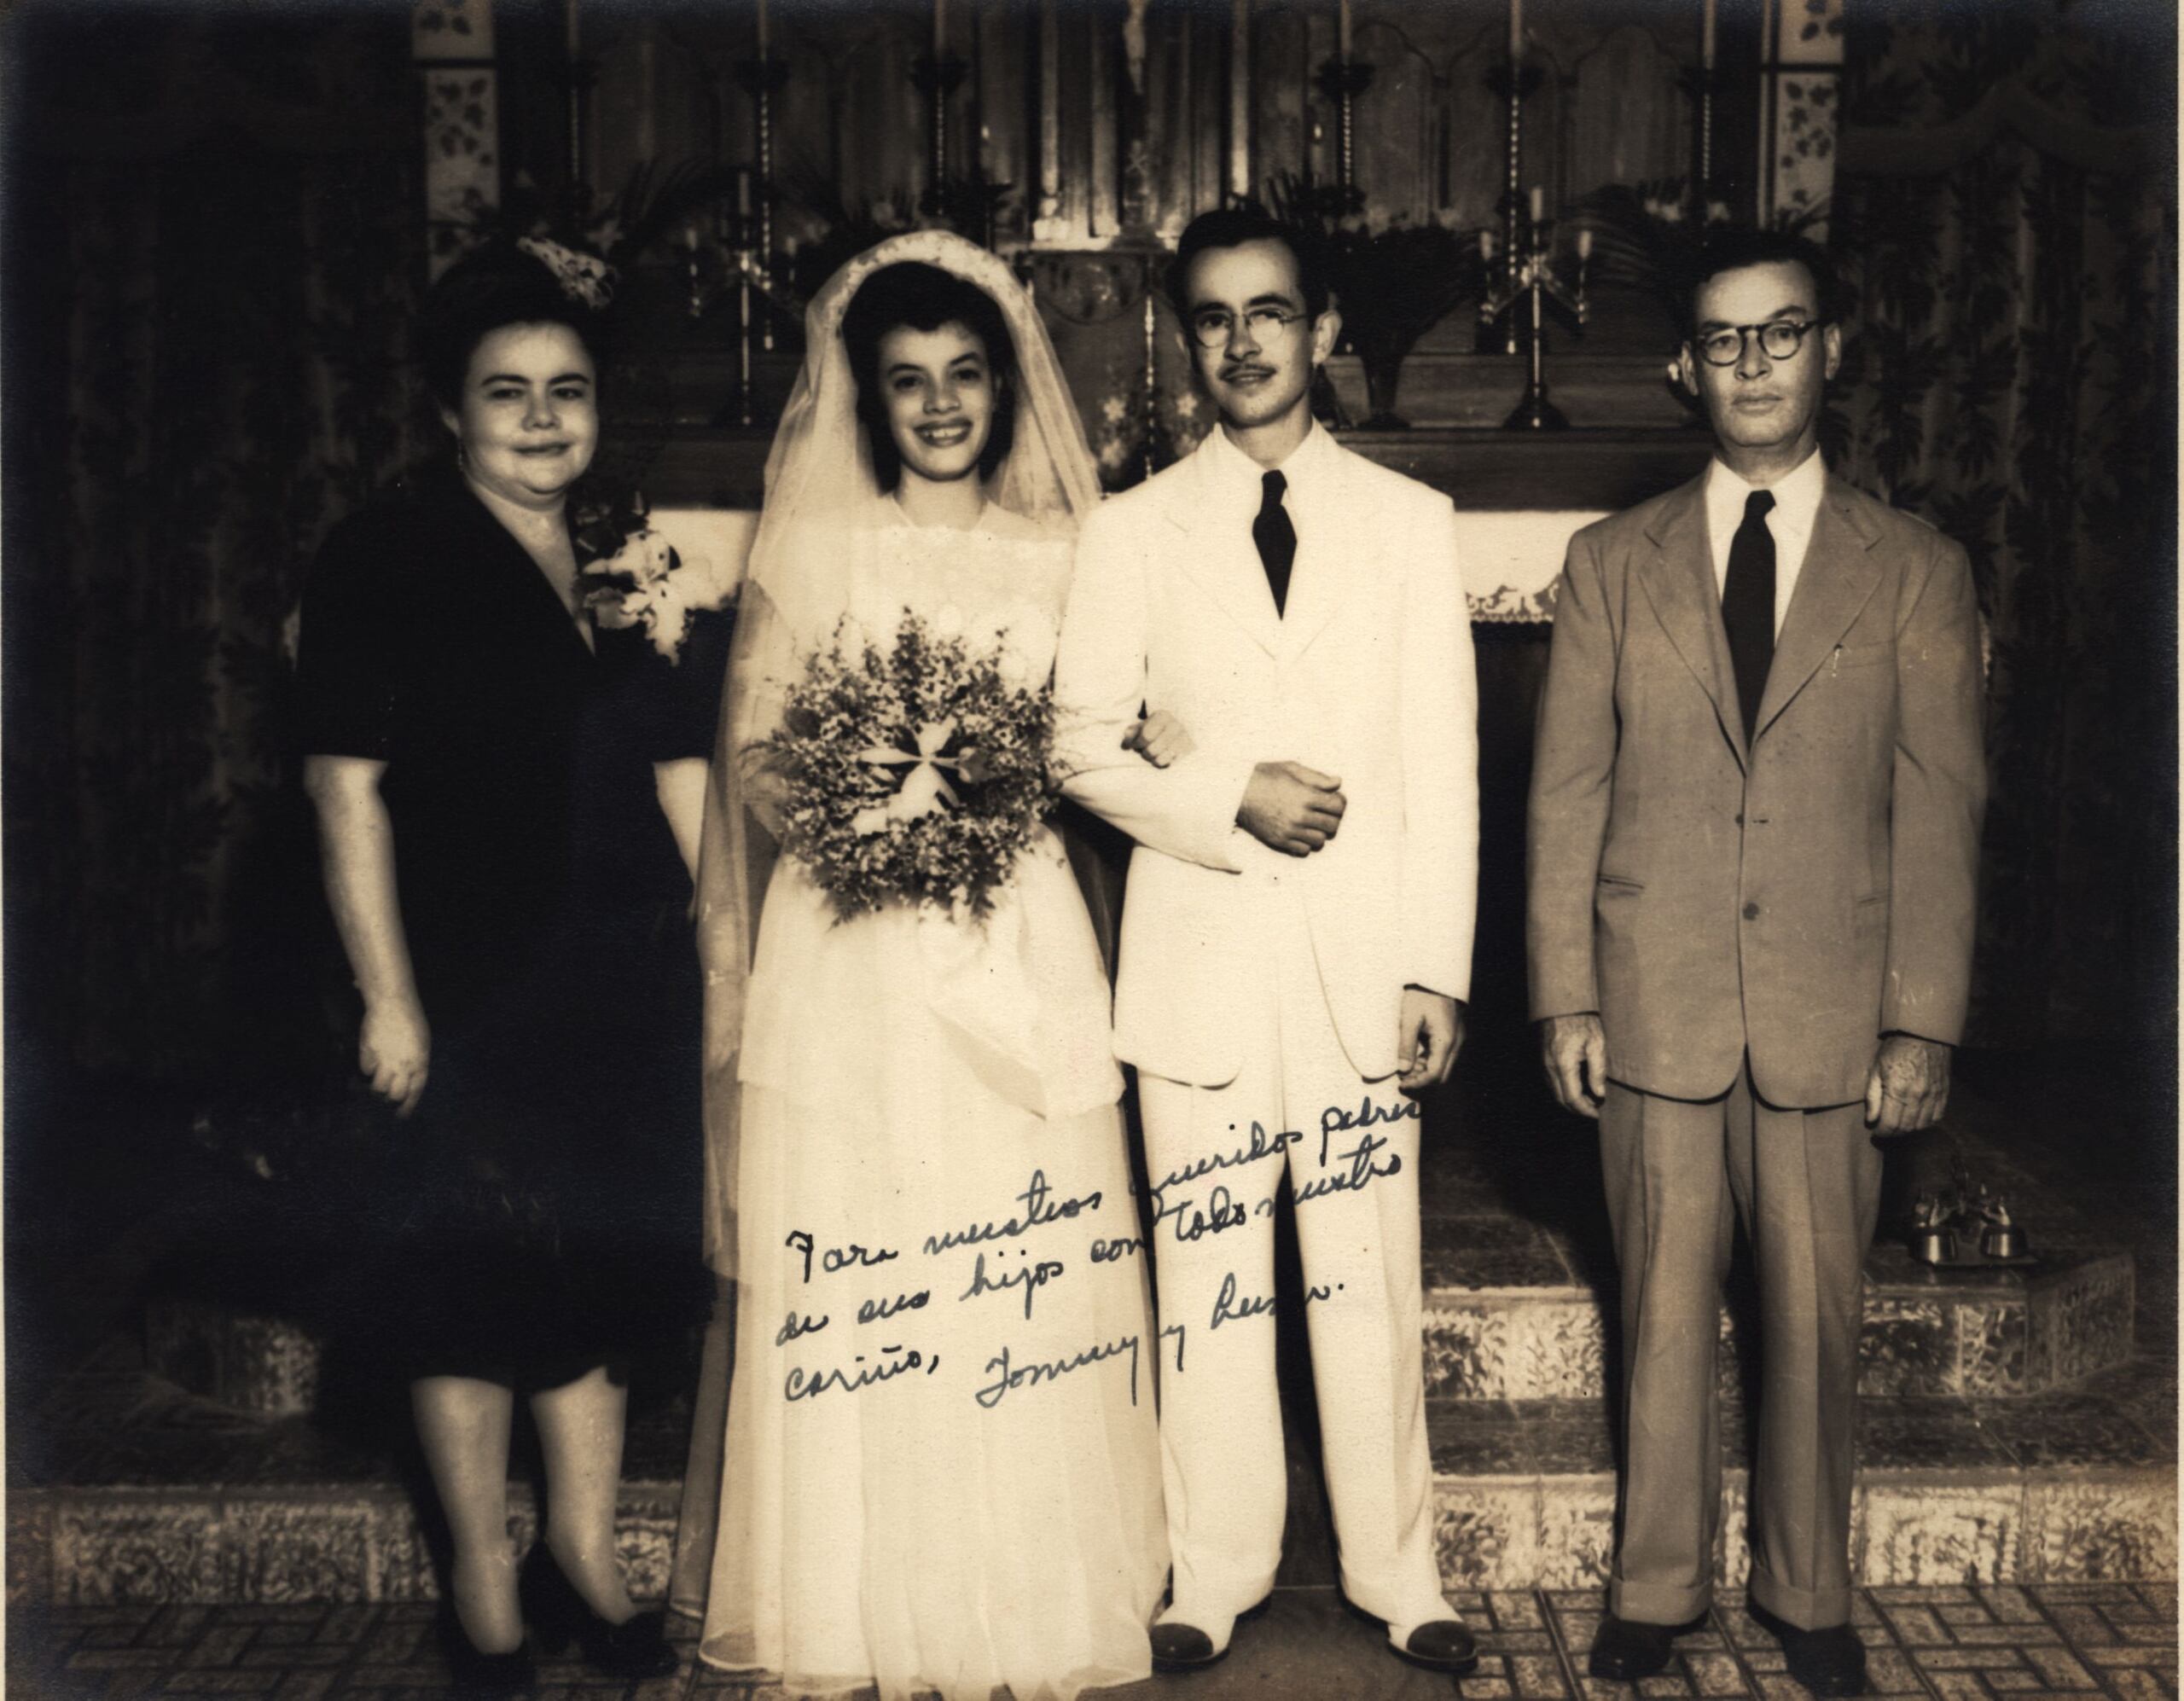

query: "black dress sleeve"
xmin=646 ymin=603 xmax=734 ymax=763
xmin=293 ymin=508 xmax=405 ymax=760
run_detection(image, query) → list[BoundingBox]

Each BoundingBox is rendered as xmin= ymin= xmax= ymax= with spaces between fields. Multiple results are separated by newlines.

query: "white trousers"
xmin=1136 ymin=887 xmax=1446 ymax=1631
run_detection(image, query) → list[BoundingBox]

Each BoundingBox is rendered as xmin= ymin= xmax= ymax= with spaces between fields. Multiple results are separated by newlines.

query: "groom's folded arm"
xmin=1397 ymin=500 xmax=1479 ymax=1003
xmin=1054 ymin=506 xmax=1250 ymax=874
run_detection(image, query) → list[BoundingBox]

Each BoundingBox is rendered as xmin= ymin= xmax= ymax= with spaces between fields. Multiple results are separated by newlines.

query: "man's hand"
xmin=1123 ymin=709 xmax=1195 ymax=769
xmin=1539 ymin=1012 xmax=1609 ymax=1118
xmin=360 ymin=996 xmax=431 ymax=1118
xmin=1237 ymin=761 xmax=1345 ymax=856
xmin=1863 ymin=1035 xmax=1952 ymax=1135
xmin=1398 ymin=989 xmax=1464 ymax=1090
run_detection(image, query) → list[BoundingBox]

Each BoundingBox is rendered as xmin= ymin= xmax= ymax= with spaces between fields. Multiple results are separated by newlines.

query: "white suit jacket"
xmin=1054 ymin=425 xmax=1478 ymax=1087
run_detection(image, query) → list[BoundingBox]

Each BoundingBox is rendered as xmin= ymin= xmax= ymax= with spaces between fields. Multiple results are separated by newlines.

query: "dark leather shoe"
xmin=1761 ymin=1612 xmax=1867 ymax=1698
xmin=1149 ymin=1595 xmax=1272 ymax=1673
xmin=433 ymin=1605 xmax=536 ymax=1693
xmin=1391 ymin=1617 xmax=1479 ymax=1675
xmin=519 ymin=1545 xmax=678 ymax=1681
xmin=1589 ymin=1612 xmax=1703 ymax=1681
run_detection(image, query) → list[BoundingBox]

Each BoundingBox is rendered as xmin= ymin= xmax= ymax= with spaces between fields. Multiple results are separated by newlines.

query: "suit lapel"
xmin=1272 ymin=440 xmax=1352 ymax=665
xmin=1635 ymin=474 xmax=1746 ymax=764
xmin=1161 ymin=438 xmax=1281 ymax=657
xmin=1752 ymin=479 xmax=1883 ymax=739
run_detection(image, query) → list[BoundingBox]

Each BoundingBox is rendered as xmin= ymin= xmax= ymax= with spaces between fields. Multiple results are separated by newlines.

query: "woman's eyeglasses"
xmin=1188 ymin=305 xmax=1309 ymax=350
xmin=1693 ymin=319 xmax=1827 ymax=367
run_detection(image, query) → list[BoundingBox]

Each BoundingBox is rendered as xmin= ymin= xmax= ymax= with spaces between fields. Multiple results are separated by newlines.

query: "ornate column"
xmin=1760 ymin=0 xmax=1844 ymax=235
xmin=415 ymin=0 xmax=498 ymax=276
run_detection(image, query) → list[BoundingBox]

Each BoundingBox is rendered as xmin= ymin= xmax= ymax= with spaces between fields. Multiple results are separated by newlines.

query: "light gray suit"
xmin=1526 ymin=469 xmax=1985 ymax=1627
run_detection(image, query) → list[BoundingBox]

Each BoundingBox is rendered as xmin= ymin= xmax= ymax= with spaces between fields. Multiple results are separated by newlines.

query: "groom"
xmin=1054 ymin=206 xmax=1479 ymax=1675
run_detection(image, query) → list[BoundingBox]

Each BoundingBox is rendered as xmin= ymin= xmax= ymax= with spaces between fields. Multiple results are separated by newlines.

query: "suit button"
xmin=1743 ymin=902 xmax=1761 ymax=920
xmin=1734 ymin=813 xmax=1745 ymax=826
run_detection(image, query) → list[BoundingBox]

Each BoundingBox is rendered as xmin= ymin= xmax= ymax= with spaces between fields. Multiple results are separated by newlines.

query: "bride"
xmin=677 ymin=230 xmax=1172 ymax=1699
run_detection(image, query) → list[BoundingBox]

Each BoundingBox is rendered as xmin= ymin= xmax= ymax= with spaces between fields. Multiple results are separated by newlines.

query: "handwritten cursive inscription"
xmin=783 ymin=1344 xmax=938 ymax=1402
xmin=1292 ymin=1129 xmax=1403 ymax=1207
xmin=922 ymin=1171 xmax=1103 ymax=1256
xmin=1149 ymin=1121 xmax=1303 ymax=1198
xmin=1318 ymin=1095 xmax=1420 ymax=1165
xmin=785 ymin=1230 xmax=900 ymax=1286
xmin=960 ymin=1251 xmax=1067 ymax=1321
xmin=1152 ymin=1181 xmax=1250 ymax=1245
xmin=775 ymin=1309 xmax=829 ymax=1345
xmin=856 ymin=1290 xmax=931 ymax=1325
xmin=974 ymin=1333 xmax=1141 ymax=1409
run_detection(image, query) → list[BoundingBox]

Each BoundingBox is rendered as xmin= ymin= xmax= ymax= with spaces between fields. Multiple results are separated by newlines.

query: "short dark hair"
xmin=839 ymin=261 xmax=1019 ymax=491
xmin=1165 ymin=207 xmax=1332 ymax=322
xmin=418 ymin=242 xmax=608 ymax=411
xmin=1677 ymin=225 xmax=1843 ymax=340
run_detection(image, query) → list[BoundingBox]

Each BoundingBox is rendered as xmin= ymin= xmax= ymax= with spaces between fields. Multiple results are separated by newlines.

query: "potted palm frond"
xmin=1265 ymin=173 xmax=1485 ymax=429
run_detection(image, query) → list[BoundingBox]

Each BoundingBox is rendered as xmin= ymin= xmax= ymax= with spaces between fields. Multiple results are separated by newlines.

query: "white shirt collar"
xmin=1199 ymin=415 xmax=1339 ymax=512
xmin=1705 ymin=448 xmax=1827 ymax=549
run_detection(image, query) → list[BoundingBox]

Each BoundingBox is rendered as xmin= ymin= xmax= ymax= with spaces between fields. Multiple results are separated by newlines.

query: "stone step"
xmin=13 ymin=1365 xmax=2173 ymax=1606
xmin=146 ymin=1240 xmax=2136 ymax=1422
xmin=1421 ymin=1241 xmax=2136 ymax=1403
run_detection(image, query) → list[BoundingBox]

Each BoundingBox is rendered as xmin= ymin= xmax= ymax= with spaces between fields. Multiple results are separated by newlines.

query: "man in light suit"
xmin=1527 ymin=228 xmax=1985 ymax=1696
xmin=1053 ymin=207 xmax=1479 ymax=1676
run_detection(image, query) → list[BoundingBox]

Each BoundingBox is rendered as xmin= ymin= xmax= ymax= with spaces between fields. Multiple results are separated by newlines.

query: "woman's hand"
xmin=1124 ymin=709 xmax=1195 ymax=769
xmin=360 ymin=996 xmax=431 ymax=1118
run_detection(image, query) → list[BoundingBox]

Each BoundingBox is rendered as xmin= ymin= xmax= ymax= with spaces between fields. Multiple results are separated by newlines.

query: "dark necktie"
xmin=1721 ymin=487 xmax=1776 ymax=740
xmin=1253 ymin=469 xmax=1297 ymax=618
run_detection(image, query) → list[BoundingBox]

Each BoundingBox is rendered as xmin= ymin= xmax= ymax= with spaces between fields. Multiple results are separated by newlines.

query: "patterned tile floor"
xmin=8 ymin=1582 xmax=2176 ymax=1699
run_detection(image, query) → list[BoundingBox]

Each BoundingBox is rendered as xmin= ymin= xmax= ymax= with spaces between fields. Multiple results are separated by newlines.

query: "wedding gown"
xmin=696 ymin=500 xmax=1168 ymax=1701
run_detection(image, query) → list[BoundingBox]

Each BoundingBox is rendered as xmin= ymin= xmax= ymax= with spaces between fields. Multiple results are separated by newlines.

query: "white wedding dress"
xmin=699 ymin=499 xmax=1167 ymax=1700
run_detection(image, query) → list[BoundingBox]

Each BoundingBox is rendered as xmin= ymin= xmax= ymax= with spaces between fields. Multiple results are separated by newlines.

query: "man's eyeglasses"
xmin=1188 ymin=305 xmax=1309 ymax=350
xmin=1693 ymin=318 xmax=1827 ymax=367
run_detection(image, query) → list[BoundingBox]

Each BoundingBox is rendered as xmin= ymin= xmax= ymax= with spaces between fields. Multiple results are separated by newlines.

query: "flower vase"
xmin=1360 ymin=353 xmax=1410 ymax=430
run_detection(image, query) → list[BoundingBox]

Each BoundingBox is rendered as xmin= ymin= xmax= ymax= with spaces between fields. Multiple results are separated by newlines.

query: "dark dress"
xmin=293 ymin=467 xmax=724 ymax=1390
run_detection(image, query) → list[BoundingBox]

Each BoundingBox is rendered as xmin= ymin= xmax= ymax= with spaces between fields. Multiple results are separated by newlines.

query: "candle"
xmin=736 ymin=166 xmax=752 ymax=219
xmin=565 ymin=0 xmax=579 ymax=58
xmin=1529 ymin=184 xmax=1545 ymax=224
xmin=1701 ymin=0 xmax=1716 ymax=70
xmin=1507 ymin=0 xmax=1522 ymax=61
xmin=684 ymin=223 xmax=700 ymax=253
xmin=1478 ymin=229 xmax=1496 ymax=260
xmin=1338 ymin=0 xmax=1352 ymax=61
xmin=757 ymin=0 xmax=770 ymax=56
xmin=1576 ymin=227 xmax=1594 ymax=260
xmin=933 ymin=0 xmax=947 ymax=57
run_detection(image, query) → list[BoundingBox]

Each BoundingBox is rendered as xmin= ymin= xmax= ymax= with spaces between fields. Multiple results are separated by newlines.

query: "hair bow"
xmin=518 ymin=235 xmax=617 ymax=310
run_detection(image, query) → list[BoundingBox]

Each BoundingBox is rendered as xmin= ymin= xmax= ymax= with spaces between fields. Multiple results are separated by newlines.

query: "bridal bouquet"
xmin=766 ymin=611 xmax=1054 ymax=922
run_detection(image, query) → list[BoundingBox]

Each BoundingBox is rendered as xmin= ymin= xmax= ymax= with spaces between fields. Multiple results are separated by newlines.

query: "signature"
xmin=974 ymin=1332 xmax=1141 ymax=1409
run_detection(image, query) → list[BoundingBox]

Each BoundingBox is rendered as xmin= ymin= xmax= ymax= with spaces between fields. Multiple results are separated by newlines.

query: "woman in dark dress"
xmin=295 ymin=242 xmax=715 ymax=1689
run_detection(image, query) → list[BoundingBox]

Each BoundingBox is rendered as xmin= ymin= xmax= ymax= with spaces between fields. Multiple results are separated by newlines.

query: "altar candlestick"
xmin=1507 ymin=0 xmax=1522 ymax=60
xmin=757 ymin=0 xmax=770 ymax=56
xmin=1701 ymin=0 xmax=1716 ymax=69
xmin=1339 ymin=0 xmax=1352 ymax=61
xmin=1529 ymin=184 xmax=1544 ymax=224
xmin=565 ymin=0 xmax=579 ymax=58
